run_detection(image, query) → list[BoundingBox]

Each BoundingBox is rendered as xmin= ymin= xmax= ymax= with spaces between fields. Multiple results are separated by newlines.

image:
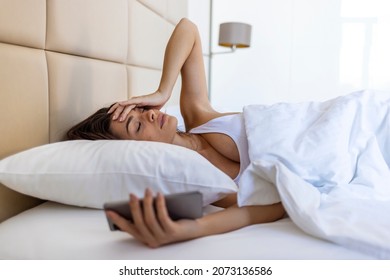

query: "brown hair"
xmin=66 ymin=105 xmax=116 ymax=140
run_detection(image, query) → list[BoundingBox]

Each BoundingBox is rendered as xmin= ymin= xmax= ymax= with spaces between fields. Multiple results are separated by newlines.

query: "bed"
xmin=0 ymin=0 xmax=379 ymax=260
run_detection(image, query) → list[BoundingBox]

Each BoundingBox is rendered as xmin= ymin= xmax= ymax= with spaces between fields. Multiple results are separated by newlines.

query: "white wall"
xmin=188 ymin=0 xmax=390 ymax=111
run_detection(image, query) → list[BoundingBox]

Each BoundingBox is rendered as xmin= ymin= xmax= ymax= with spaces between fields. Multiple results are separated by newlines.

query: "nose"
xmin=144 ymin=109 xmax=156 ymax=122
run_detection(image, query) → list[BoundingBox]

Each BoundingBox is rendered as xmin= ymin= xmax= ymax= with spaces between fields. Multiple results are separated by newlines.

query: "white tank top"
xmin=189 ymin=114 xmax=250 ymax=184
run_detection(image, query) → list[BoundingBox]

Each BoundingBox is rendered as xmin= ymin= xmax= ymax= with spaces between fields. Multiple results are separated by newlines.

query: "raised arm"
xmin=109 ymin=18 xmax=219 ymax=130
xmin=158 ymin=18 xmax=209 ymax=107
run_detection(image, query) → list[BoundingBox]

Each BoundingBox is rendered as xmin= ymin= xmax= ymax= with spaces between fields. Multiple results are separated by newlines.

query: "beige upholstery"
xmin=0 ymin=0 xmax=187 ymax=222
xmin=47 ymin=51 xmax=128 ymax=141
xmin=0 ymin=0 xmax=46 ymax=49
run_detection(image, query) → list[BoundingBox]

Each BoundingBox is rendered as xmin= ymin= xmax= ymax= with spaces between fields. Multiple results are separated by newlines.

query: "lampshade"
xmin=218 ymin=22 xmax=252 ymax=48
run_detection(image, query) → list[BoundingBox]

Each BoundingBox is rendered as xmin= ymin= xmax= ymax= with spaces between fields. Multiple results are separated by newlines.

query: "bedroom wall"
xmin=188 ymin=0 xmax=390 ymax=111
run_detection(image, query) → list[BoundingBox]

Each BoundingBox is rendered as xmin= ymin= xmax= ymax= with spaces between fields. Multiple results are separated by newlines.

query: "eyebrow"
xmin=126 ymin=115 xmax=133 ymax=134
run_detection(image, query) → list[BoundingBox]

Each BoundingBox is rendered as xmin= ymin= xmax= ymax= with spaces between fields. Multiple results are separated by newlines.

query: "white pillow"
xmin=0 ymin=140 xmax=237 ymax=209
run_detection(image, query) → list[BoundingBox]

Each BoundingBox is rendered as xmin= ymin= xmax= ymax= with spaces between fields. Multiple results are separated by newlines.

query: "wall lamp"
xmin=207 ymin=21 xmax=252 ymax=97
xmin=217 ymin=22 xmax=252 ymax=53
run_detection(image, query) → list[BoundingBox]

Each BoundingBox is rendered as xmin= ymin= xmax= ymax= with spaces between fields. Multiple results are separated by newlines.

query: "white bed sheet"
xmin=0 ymin=201 xmax=373 ymax=260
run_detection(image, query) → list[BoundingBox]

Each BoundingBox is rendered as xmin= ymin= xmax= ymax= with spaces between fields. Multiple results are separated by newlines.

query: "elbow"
xmin=271 ymin=202 xmax=286 ymax=222
xmin=178 ymin=18 xmax=198 ymax=32
xmin=178 ymin=17 xmax=194 ymax=25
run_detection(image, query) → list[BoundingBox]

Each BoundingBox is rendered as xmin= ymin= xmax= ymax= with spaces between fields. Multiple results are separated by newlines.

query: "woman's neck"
xmin=172 ymin=131 xmax=202 ymax=152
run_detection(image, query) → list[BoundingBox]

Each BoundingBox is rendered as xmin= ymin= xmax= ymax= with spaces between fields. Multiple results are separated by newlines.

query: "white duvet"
xmin=238 ymin=90 xmax=390 ymax=259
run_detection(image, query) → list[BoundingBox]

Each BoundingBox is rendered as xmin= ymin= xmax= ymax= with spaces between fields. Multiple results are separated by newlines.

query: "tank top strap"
xmin=189 ymin=114 xmax=250 ymax=184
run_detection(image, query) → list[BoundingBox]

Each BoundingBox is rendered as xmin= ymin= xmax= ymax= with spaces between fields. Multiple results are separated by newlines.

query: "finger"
xmin=118 ymin=104 xmax=136 ymax=122
xmin=107 ymin=103 xmax=119 ymax=115
xmin=143 ymin=189 xmax=165 ymax=238
xmin=105 ymin=210 xmax=144 ymax=240
xmin=155 ymin=192 xmax=175 ymax=231
xmin=129 ymin=193 xmax=157 ymax=243
xmin=111 ymin=105 xmax=125 ymax=121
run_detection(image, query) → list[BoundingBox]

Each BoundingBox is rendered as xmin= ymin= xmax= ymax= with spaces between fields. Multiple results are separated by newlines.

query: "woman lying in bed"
xmin=67 ymin=18 xmax=285 ymax=248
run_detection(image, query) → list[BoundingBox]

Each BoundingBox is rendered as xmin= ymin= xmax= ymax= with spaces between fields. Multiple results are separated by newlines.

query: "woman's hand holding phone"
xmin=104 ymin=189 xmax=203 ymax=248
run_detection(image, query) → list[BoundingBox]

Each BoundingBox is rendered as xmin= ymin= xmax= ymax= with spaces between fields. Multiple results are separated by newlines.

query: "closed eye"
xmin=126 ymin=116 xmax=133 ymax=134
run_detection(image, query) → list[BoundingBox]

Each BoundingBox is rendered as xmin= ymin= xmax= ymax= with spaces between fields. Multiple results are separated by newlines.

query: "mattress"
xmin=0 ymin=201 xmax=373 ymax=260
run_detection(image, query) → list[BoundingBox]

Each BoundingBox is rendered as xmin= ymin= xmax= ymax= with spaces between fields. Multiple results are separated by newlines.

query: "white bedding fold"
xmin=238 ymin=90 xmax=390 ymax=258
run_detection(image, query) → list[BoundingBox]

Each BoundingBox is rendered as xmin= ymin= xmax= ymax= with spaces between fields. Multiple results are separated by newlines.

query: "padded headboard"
xmin=0 ymin=0 xmax=187 ymax=222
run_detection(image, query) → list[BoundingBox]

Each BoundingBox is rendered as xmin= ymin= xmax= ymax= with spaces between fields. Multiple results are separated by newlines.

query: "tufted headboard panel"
xmin=0 ymin=0 xmax=187 ymax=222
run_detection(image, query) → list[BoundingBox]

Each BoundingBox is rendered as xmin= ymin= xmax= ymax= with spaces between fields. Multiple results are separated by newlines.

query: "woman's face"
xmin=109 ymin=108 xmax=178 ymax=143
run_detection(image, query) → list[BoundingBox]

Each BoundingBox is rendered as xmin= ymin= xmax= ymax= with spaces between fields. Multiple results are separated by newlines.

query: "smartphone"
xmin=103 ymin=191 xmax=203 ymax=231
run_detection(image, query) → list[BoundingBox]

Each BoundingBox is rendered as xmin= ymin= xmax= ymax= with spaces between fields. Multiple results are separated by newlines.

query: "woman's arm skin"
xmin=106 ymin=189 xmax=285 ymax=248
xmin=109 ymin=18 xmax=220 ymax=130
xmin=108 ymin=18 xmax=197 ymax=120
xmin=211 ymin=193 xmax=237 ymax=208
